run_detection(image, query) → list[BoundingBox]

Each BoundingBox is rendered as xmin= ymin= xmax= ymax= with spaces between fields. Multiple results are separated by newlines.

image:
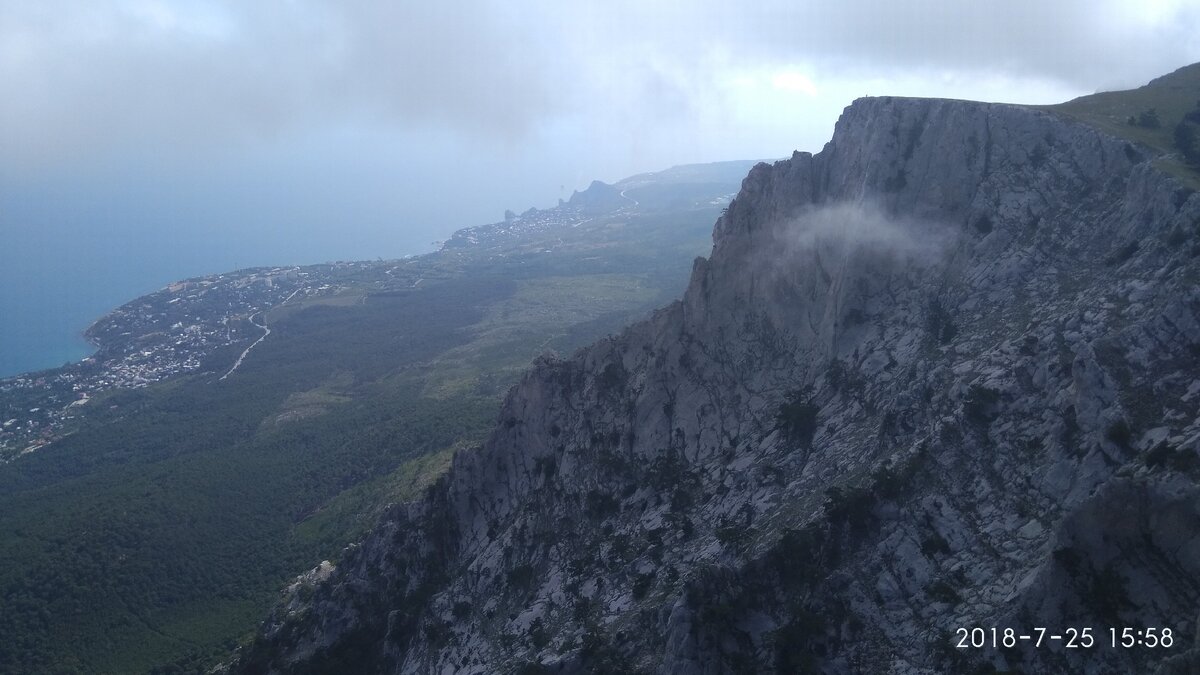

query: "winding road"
xmin=218 ymin=288 xmax=303 ymax=381
xmin=219 ymin=312 xmax=270 ymax=381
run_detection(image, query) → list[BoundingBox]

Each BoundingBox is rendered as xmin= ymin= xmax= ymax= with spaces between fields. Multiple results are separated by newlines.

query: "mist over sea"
xmin=0 ymin=129 xmax=610 ymax=378
xmin=0 ymin=115 xmax=728 ymax=380
xmin=0 ymin=171 xmax=461 ymax=379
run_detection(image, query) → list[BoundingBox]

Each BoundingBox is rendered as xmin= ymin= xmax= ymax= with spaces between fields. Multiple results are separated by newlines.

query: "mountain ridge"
xmin=232 ymin=91 xmax=1200 ymax=674
xmin=0 ymin=162 xmax=757 ymax=673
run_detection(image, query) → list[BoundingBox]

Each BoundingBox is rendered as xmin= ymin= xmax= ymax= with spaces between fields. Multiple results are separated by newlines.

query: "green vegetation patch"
xmin=422 ymin=274 xmax=660 ymax=398
xmin=293 ymin=440 xmax=471 ymax=548
xmin=1039 ymin=62 xmax=1200 ymax=188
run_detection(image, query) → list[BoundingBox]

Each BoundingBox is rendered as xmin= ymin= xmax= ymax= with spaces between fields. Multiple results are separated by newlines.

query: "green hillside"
xmin=1040 ymin=62 xmax=1200 ymax=187
xmin=0 ymin=163 xmax=751 ymax=674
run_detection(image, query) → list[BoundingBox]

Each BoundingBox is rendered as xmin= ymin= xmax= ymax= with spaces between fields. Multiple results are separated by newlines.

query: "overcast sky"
xmin=5 ymin=1 xmax=1200 ymax=254
xmin=2 ymin=1 xmax=1199 ymax=322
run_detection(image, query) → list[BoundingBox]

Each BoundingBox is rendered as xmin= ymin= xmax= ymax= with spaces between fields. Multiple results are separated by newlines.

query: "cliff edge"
xmin=232 ymin=95 xmax=1200 ymax=674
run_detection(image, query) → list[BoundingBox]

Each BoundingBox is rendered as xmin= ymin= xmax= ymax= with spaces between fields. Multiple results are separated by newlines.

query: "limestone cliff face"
xmin=232 ymin=97 xmax=1200 ymax=674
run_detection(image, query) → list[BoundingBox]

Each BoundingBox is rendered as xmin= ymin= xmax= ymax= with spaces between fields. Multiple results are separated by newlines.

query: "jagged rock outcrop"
xmin=232 ymin=96 xmax=1200 ymax=674
xmin=568 ymin=180 xmax=626 ymax=211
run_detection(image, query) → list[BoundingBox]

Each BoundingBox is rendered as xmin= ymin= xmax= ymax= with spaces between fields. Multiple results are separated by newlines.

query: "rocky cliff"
xmin=231 ymin=95 xmax=1200 ymax=674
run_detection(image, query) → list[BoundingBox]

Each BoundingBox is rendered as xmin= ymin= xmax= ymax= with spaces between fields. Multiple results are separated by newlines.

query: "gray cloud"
xmin=3 ymin=0 xmax=1197 ymax=379
xmin=3 ymin=0 xmax=1197 ymax=170
xmin=783 ymin=201 xmax=959 ymax=271
xmin=580 ymin=0 xmax=1200 ymax=91
xmin=0 ymin=1 xmax=572 ymax=166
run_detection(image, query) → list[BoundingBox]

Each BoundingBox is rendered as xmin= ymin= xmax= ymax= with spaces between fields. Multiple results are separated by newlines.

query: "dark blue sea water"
xmin=1 ymin=288 xmax=102 ymax=378
xmin=0 ymin=251 xmax=190 ymax=378
xmin=0 ymin=227 xmax=204 ymax=378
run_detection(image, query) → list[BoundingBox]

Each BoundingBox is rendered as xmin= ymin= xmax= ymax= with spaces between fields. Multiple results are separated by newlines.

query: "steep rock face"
xmin=233 ymin=97 xmax=1200 ymax=674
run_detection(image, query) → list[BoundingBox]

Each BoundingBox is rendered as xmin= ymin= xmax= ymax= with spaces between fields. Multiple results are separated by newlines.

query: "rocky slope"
xmin=231 ymin=95 xmax=1200 ymax=674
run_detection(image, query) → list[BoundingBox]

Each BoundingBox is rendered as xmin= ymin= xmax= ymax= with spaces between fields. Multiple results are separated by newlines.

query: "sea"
xmin=1 ymin=292 xmax=99 ymax=378
xmin=0 ymin=158 xmax=479 ymax=379
xmin=0 ymin=130 xmax=595 ymax=379
xmin=0 ymin=256 xmax=194 ymax=378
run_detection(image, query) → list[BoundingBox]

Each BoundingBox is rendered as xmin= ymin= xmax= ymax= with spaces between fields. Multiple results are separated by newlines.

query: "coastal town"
xmin=0 ymin=173 xmax=737 ymax=462
xmin=0 ymin=201 xmax=608 ymax=460
xmin=0 ymin=261 xmax=400 ymax=460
